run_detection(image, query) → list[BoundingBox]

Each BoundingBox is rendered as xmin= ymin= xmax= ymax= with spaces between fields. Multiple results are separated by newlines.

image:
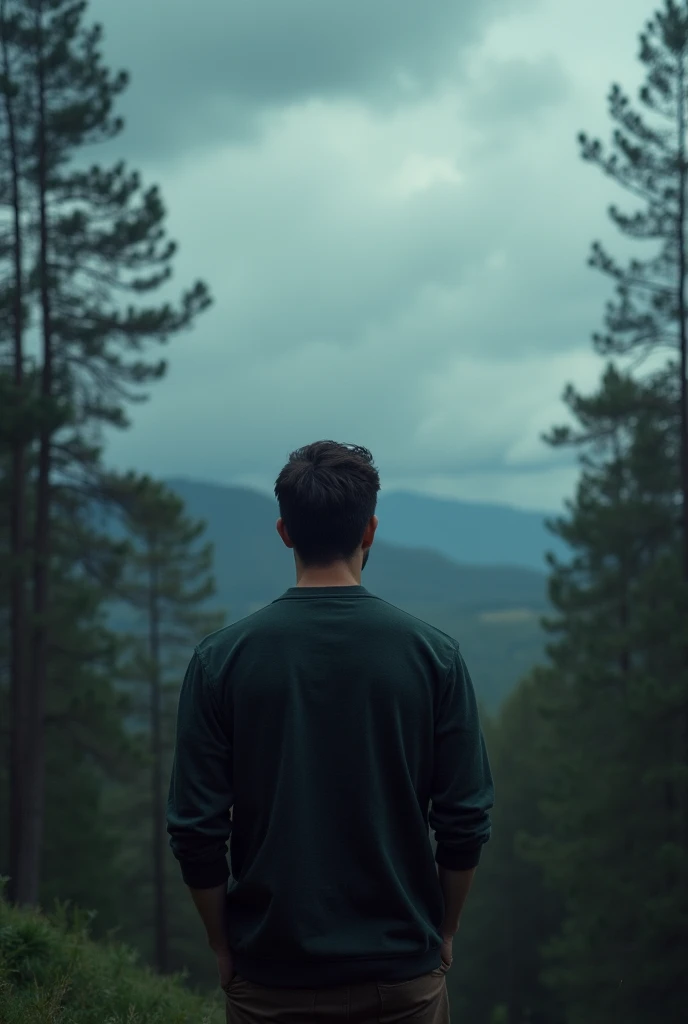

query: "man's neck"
xmin=296 ymin=562 xmax=361 ymax=588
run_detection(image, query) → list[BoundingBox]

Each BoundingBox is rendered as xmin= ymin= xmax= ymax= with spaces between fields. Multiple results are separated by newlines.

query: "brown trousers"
xmin=225 ymin=965 xmax=451 ymax=1023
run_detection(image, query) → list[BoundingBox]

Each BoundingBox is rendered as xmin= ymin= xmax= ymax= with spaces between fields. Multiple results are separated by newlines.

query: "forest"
xmin=1 ymin=1 xmax=687 ymax=1022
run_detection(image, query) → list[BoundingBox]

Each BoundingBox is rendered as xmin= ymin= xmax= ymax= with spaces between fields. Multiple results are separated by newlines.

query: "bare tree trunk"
xmin=149 ymin=541 xmax=169 ymax=973
xmin=1 ymin=0 xmax=30 ymax=906
xmin=19 ymin=0 xmax=51 ymax=905
xmin=505 ymin=858 xmax=517 ymax=1024
xmin=678 ymin=58 xmax=688 ymax=586
xmin=675 ymin=53 xmax=688 ymax=852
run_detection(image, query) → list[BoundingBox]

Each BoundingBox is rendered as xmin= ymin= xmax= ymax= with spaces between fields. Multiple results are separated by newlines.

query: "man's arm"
xmin=430 ymin=649 xmax=494 ymax=942
xmin=167 ymin=651 xmax=233 ymax=956
xmin=438 ymin=865 xmax=476 ymax=938
xmin=189 ymin=883 xmax=231 ymax=952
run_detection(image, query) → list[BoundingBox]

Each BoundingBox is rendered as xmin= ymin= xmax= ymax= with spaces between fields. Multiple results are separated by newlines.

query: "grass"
xmin=0 ymin=890 xmax=224 ymax=1024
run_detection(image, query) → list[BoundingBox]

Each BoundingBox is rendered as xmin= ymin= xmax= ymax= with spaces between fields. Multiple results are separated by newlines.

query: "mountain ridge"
xmin=164 ymin=476 xmax=549 ymax=612
xmin=166 ymin=476 xmax=562 ymax=573
xmin=376 ymin=489 xmax=566 ymax=571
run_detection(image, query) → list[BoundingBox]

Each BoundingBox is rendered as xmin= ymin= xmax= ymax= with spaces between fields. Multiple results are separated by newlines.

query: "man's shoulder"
xmin=364 ymin=593 xmax=462 ymax=658
xmin=194 ymin=603 xmax=281 ymax=674
xmin=194 ymin=591 xmax=461 ymax=677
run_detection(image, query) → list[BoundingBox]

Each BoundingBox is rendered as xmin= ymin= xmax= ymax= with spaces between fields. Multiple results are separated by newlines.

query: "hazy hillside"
xmin=165 ymin=478 xmax=548 ymax=612
xmin=377 ymin=490 xmax=567 ymax=571
xmin=164 ymin=478 xmax=549 ymax=708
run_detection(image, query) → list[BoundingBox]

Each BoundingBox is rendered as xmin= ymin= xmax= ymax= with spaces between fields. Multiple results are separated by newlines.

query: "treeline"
xmin=448 ymin=5 xmax=688 ymax=1022
xmin=0 ymin=0 xmax=224 ymax=985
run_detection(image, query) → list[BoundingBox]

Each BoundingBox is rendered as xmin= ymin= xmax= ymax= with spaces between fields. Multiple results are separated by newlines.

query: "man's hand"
xmin=437 ymin=863 xmax=475 ymax=972
xmin=440 ymin=934 xmax=453 ymax=970
xmin=187 ymin=884 xmax=234 ymax=989
xmin=216 ymin=947 xmax=235 ymax=990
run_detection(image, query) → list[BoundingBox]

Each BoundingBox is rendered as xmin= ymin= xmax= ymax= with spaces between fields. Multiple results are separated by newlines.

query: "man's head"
xmin=274 ymin=441 xmax=380 ymax=571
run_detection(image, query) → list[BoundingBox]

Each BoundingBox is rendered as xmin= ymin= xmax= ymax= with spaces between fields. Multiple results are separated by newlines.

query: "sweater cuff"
xmin=435 ymin=843 xmax=483 ymax=871
xmin=179 ymin=856 xmax=230 ymax=889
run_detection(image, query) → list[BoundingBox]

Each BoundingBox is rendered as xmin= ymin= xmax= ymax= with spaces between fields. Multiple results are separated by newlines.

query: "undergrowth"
xmin=0 ymin=890 xmax=223 ymax=1024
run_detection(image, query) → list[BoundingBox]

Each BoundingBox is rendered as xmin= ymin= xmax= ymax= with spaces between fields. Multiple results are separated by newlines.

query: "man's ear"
xmin=362 ymin=514 xmax=378 ymax=550
xmin=276 ymin=518 xmax=294 ymax=549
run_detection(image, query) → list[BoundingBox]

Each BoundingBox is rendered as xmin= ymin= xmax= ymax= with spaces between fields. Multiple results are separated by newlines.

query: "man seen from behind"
xmin=167 ymin=440 xmax=494 ymax=1023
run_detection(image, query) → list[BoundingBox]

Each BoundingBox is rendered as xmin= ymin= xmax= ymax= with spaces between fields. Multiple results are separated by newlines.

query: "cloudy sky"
xmin=96 ymin=0 xmax=654 ymax=512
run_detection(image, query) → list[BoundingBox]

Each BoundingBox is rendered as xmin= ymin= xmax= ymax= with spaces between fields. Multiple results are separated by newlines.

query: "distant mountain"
xmin=165 ymin=478 xmax=548 ymax=617
xmin=164 ymin=478 xmax=549 ymax=708
xmin=376 ymin=491 xmax=566 ymax=571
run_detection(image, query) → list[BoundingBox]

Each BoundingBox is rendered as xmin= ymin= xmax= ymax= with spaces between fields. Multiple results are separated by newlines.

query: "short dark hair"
xmin=274 ymin=440 xmax=380 ymax=566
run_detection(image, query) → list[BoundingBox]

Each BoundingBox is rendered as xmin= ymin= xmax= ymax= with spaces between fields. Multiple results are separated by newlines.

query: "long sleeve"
xmin=167 ymin=650 xmax=233 ymax=889
xmin=429 ymin=648 xmax=494 ymax=870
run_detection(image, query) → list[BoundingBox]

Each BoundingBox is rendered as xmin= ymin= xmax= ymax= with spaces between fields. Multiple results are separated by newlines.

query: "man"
xmin=167 ymin=440 xmax=494 ymax=1023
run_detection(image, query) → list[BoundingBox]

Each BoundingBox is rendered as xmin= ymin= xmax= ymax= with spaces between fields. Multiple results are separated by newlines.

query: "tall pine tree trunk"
xmin=676 ymin=51 xmax=688 ymax=850
xmin=505 ymin=857 xmax=517 ymax=1024
xmin=1 ymin=0 xmax=29 ymax=906
xmin=678 ymin=56 xmax=688 ymax=586
xmin=21 ymin=0 xmax=51 ymax=905
xmin=149 ymin=542 xmax=169 ymax=973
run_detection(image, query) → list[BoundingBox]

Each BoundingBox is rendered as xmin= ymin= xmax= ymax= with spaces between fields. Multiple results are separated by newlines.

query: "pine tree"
xmin=0 ymin=0 xmax=212 ymax=905
xmin=579 ymin=0 xmax=688 ymax=579
xmin=0 ymin=460 xmax=140 ymax=923
xmin=529 ymin=366 xmax=688 ymax=1023
xmin=569 ymin=14 xmax=688 ymax=1011
xmin=449 ymin=683 xmax=564 ymax=1024
xmin=108 ymin=474 xmax=224 ymax=974
xmin=0 ymin=374 xmax=10 ymax=874
xmin=39 ymin=527 xmax=137 ymax=926
xmin=0 ymin=0 xmax=36 ymax=916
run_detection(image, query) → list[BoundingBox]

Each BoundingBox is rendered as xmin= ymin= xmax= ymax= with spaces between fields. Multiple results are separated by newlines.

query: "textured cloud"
xmin=102 ymin=0 xmax=655 ymax=512
xmin=92 ymin=0 xmax=532 ymax=155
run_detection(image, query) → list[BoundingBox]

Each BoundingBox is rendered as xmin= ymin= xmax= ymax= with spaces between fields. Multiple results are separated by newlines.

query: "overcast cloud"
xmin=97 ymin=0 xmax=654 ymax=511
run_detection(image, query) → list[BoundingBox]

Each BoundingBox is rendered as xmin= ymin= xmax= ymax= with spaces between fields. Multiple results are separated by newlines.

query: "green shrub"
xmin=0 ymin=894 xmax=224 ymax=1024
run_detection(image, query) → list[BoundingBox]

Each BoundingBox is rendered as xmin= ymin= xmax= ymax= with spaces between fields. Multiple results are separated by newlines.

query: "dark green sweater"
xmin=167 ymin=585 xmax=493 ymax=988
